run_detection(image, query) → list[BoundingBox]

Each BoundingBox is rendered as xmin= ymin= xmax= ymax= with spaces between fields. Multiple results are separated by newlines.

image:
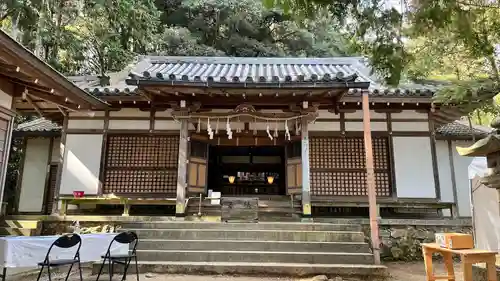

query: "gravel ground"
xmin=10 ymin=262 xmax=464 ymax=281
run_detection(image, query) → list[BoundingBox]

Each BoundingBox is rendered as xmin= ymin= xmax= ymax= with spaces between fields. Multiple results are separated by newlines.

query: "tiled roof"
xmin=436 ymin=120 xmax=491 ymax=138
xmin=68 ymin=66 xmax=138 ymax=96
xmin=79 ymin=56 xmax=440 ymax=97
xmin=130 ymin=56 xmax=367 ymax=83
xmin=15 ymin=118 xmax=61 ymax=132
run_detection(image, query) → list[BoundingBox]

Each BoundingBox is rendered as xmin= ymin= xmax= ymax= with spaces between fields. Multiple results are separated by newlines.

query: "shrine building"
xmin=10 ymin=55 xmax=489 ymax=219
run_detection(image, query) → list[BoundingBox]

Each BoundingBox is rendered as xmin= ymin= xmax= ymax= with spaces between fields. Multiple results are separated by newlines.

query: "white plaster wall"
xmin=309 ymin=122 xmax=341 ymax=131
xmin=109 ymin=120 xmax=150 ymax=130
xmin=344 ymin=110 xmax=386 ymax=119
xmin=69 ymin=111 xmax=105 ymax=118
xmin=60 ymin=134 xmax=103 ymax=195
xmin=110 ymin=108 xmax=150 ymax=118
xmin=18 ymin=138 xmax=50 ymax=212
xmin=391 ymin=122 xmax=429 ymax=131
xmin=391 ymin=110 xmax=428 ymax=120
xmin=155 ymin=120 xmax=181 ymax=130
xmin=0 ymin=89 xmax=13 ymax=109
xmin=393 ymin=136 xmax=436 ymax=198
xmin=155 ymin=110 xmax=174 ymax=118
xmin=345 ymin=121 xmax=387 ymax=131
xmin=50 ymin=137 xmax=61 ymax=163
xmin=471 ymin=176 xmax=500 ymax=251
xmin=436 ymin=141 xmax=454 ymax=203
xmin=452 ymin=140 xmax=474 ymax=217
xmin=68 ymin=119 xmax=104 ymax=130
xmin=317 ymin=110 xmax=340 ymax=119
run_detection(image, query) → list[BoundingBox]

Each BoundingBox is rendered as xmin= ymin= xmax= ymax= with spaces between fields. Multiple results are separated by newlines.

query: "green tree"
xmin=263 ymin=0 xmax=407 ymax=85
xmin=406 ymin=0 xmax=500 ymax=119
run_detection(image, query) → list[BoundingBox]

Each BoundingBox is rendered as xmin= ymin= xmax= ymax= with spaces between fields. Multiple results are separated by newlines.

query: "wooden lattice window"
xmin=309 ymin=137 xmax=392 ymax=197
xmin=44 ymin=165 xmax=58 ymax=214
xmin=103 ymin=135 xmax=179 ymax=195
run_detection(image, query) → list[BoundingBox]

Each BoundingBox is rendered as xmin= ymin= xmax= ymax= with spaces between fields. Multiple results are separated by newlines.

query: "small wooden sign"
xmin=221 ymin=197 xmax=258 ymax=222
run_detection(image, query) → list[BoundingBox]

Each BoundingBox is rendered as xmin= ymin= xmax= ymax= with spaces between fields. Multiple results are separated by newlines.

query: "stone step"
xmin=126 ymin=229 xmax=365 ymax=242
xmin=138 ymin=239 xmax=371 ymax=253
xmin=257 ymin=207 xmax=301 ymax=213
xmin=92 ymin=261 xmax=389 ymax=279
xmin=135 ymin=250 xmax=374 ymax=264
xmin=0 ymin=220 xmax=39 ymax=229
xmin=122 ymin=222 xmax=361 ymax=231
xmin=0 ymin=227 xmax=35 ymax=236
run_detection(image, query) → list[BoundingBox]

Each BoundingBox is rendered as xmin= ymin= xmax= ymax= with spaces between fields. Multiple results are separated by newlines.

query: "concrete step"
xmin=135 ymin=250 xmax=374 ymax=264
xmin=92 ymin=261 xmax=389 ymax=279
xmin=127 ymin=229 xmax=365 ymax=242
xmin=137 ymin=239 xmax=371 ymax=253
xmin=122 ymin=222 xmax=361 ymax=231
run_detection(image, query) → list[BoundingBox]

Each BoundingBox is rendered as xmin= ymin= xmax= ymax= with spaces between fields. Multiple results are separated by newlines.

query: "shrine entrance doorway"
xmin=207 ymin=145 xmax=286 ymax=196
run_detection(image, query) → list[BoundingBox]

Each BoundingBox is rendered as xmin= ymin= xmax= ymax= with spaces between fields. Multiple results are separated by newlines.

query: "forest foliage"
xmin=2 ymin=0 xmax=500 ymax=120
xmin=0 ymin=0 xmax=358 ymax=77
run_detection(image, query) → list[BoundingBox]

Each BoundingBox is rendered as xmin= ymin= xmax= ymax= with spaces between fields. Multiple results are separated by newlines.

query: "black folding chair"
xmin=36 ymin=233 xmax=83 ymax=281
xmin=96 ymin=231 xmax=139 ymax=281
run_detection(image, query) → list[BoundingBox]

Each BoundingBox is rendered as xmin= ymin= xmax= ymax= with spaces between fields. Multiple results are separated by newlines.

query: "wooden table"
xmin=422 ymin=243 xmax=498 ymax=281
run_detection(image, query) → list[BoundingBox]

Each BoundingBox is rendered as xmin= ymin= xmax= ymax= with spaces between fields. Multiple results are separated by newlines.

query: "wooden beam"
xmin=26 ymin=90 xmax=82 ymax=112
xmin=362 ymin=90 xmax=381 ymax=265
xmin=52 ymin=115 xmax=68 ymax=215
xmin=97 ymin=110 xmax=110 ymax=196
xmin=447 ymin=140 xmax=459 ymax=218
xmin=57 ymin=106 xmax=67 ymax=116
xmin=428 ymin=111 xmax=441 ymax=202
xmin=24 ymin=95 xmax=43 ymax=117
xmin=0 ymin=41 xmax=104 ymax=108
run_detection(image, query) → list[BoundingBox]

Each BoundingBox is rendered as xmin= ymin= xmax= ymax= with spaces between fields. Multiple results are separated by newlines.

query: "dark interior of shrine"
xmin=207 ymin=145 xmax=286 ymax=196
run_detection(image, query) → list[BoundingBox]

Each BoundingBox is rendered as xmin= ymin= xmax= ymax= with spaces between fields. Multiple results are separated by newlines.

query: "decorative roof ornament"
xmin=456 ymin=116 xmax=500 ymax=189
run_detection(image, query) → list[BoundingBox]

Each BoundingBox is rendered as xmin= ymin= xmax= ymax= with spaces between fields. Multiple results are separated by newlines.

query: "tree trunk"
xmin=487 ymin=54 xmax=500 ymax=81
xmin=468 ymin=115 xmax=476 ymax=143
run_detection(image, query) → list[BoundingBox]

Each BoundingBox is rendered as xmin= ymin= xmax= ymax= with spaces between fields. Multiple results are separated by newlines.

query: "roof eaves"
xmin=0 ymin=30 xmax=109 ymax=109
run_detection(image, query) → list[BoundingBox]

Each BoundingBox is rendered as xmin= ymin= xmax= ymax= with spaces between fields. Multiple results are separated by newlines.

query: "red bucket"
xmin=73 ymin=191 xmax=85 ymax=198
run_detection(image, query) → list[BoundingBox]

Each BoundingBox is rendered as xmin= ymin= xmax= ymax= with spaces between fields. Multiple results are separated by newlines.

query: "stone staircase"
xmin=95 ymin=221 xmax=388 ymax=279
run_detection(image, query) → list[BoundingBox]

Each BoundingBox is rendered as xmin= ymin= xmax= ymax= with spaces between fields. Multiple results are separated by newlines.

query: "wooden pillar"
xmin=52 ymin=114 xmax=68 ymax=215
xmin=362 ymin=92 xmax=381 ymax=265
xmin=428 ymin=112 xmax=441 ymax=200
xmin=301 ymin=118 xmax=311 ymax=217
xmin=97 ymin=110 xmax=109 ymax=196
xmin=13 ymin=138 xmax=27 ymax=214
xmin=176 ymin=119 xmax=188 ymax=216
xmin=0 ymin=115 xmax=14 ymax=210
xmin=448 ymin=140 xmax=459 ymax=218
